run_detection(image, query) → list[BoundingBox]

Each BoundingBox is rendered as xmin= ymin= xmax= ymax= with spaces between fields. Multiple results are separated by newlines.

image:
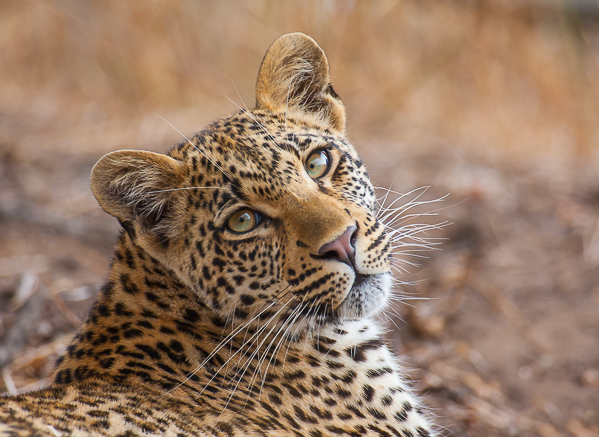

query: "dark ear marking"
xmin=326 ymin=84 xmax=341 ymax=101
xmin=119 ymin=220 xmax=136 ymax=241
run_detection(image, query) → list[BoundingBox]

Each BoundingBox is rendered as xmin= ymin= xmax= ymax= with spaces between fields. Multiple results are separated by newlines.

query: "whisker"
xmin=164 ymin=286 xmax=292 ymax=395
xmin=156 ymin=113 xmax=231 ymax=179
xmin=222 ymin=95 xmax=285 ymax=151
xmin=146 ymin=187 xmax=217 ymax=194
xmin=254 ymin=301 xmax=307 ymax=400
xmin=230 ymin=79 xmax=251 ymax=113
xmin=216 ymin=296 xmax=298 ymax=417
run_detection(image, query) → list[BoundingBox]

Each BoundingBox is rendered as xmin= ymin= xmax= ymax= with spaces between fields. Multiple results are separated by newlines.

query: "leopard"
xmin=0 ymin=33 xmax=436 ymax=437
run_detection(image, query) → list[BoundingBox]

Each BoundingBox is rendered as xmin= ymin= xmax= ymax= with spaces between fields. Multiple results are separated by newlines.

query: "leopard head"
xmin=90 ymin=33 xmax=392 ymax=334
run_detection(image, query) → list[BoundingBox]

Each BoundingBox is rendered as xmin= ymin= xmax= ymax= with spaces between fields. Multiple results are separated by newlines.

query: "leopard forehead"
xmin=168 ymin=110 xmax=370 ymax=207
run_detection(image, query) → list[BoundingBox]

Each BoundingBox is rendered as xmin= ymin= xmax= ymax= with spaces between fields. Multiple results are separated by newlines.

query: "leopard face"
xmin=91 ymin=33 xmax=392 ymax=335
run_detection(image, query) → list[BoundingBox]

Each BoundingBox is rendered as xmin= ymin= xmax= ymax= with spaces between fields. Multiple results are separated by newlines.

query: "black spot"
xmin=366 ymin=367 xmax=393 ymax=378
xmin=346 ymin=339 xmax=384 ymax=362
xmin=294 ymin=406 xmax=318 ymax=424
xmin=145 ymin=291 xmax=159 ymax=302
xmin=268 ymin=393 xmax=282 ymax=405
xmin=283 ymin=383 xmax=303 ymax=398
xmin=340 ymin=370 xmax=356 ymax=384
xmin=324 ymin=425 xmax=346 ymax=435
xmin=135 ymin=344 xmax=161 ymax=360
xmin=114 ymin=302 xmax=134 ymax=317
xmin=347 ymin=405 xmax=366 ymax=419
xmin=240 ymin=294 xmax=256 ymax=305
xmin=366 ymin=424 xmax=391 ymax=437
xmin=157 ymin=363 xmax=177 ymax=375
xmin=169 ymin=340 xmax=184 ymax=353
xmin=394 ymin=409 xmax=408 ymax=422
xmin=324 ymin=398 xmax=337 ymax=407
xmin=183 ymin=309 xmax=200 ymax=323
xmin=100 ymin=281 xmax=115 ymax=298
xmin=381 ymin=395 xmax=393 ymax=406
xmin=417 ymin=427 xmax=431 ymax=437
xmin=141 ymin=309 xmax=157 ymax=319
xmin=55 ymin=368 xmax=73 ymax=384
xmin=326 ymin=360 xmax=344 ymax=369
xmin=336 ymin=388 xmax=351 ymax=398
xmin=363 ymin=385 xmax=375 ymax=402
xmin=136 ymin=320 xmax=154 ymax=330
xmin=367 ymin=408 xmax=387 ymax=420
xmin=282 ymin=413 xmax=302 ymax=430
xmin=123 ymin=329 xmax=143 ymax=339
xmin=284 ymin=370 xmax=306 ymax=381
xmin=160 ymin=326 xmax=175 ymax=335
xmin=120 ymin=273 xmax=139 ymax=295
xmin=144 ymin=278 xmax=167 ymax=290
xmin=74 ymin=365 xmax=91 ymax=381
xmin=213 ymin=258 xmax=226 ymax=268
xmin=307 ymin=355 xmax=320 ymax=367
xmin=97 ymin=304 xmax=110 ymax=317
xmin=309 ymin=405 xmax=333 ymax=420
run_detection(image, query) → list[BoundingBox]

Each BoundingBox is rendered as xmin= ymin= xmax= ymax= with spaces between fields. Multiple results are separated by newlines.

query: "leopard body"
xmin=0 ymin=33 xmax=435 ymax=437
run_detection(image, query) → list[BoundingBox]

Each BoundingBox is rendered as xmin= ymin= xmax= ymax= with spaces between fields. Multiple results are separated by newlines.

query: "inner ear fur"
xmin=91 ymin=150 xmax=186 ymax=232
xmin=255 ymin=32 xmax=346 ymax=132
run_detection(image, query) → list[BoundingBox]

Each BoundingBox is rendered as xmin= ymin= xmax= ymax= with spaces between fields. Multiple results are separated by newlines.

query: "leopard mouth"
xmin=353 ymin=273 xmax=368 ymax=287
xmin=343 ymin=272 xmax=392 ymax=319
xmin=303 ymin=272 xmax=391 ymax=325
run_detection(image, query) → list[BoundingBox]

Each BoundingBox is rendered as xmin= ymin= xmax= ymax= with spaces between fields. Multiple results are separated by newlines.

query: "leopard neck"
xmin=50 ymin=231 xmax=425 ymax=430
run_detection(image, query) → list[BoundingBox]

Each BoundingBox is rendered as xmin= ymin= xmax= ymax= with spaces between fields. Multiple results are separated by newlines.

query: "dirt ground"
xmin=1 ymin=2 xmax=599 ymax=436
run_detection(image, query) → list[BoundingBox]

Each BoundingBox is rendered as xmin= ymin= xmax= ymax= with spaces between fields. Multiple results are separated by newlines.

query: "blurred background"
xmin=1 ymin=1 xmax=598 ymax=436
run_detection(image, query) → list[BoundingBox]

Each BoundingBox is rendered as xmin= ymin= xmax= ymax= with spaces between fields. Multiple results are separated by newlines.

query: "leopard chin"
xmin=284 ymin=273 xmax=391 ymax=334
xmin=301 ymin=272 xmax=391 ymax=327
xmin=336 ymin=272 xmax=392 ymax=321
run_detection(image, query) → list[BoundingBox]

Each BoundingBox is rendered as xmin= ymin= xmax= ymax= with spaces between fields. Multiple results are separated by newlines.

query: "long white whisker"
xmin=222 ymin=95 xmax=284 ymax=150
xmin=146 ymin=187 xmax=217 ymax=194
xmin=165 ymin=287 xmax=291 ymax=395
xmin=156 ymin=113 xmax=231 ymax=179
xmin=253 ymin=302 xmax=306 ymax=400
xmin=216 ymin=296 xmax=298 ymax=417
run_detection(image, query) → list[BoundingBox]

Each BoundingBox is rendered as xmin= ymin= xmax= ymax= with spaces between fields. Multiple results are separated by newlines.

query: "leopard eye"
xmin=227 ymin=209 xmax=262 ymax=234
xmin=305 ymin=149 xmax=331 ymax=179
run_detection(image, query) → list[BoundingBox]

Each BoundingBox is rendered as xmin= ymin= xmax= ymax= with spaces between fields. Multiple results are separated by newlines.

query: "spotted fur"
xmin=0 ymin=33 xmax=435 ymax=437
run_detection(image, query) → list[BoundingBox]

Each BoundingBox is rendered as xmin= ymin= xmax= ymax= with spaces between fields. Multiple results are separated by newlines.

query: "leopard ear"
xmin=255 ymin=33 xmax=346 ymax=132
xmin=91 ymin=150 xmax=186 ymax=232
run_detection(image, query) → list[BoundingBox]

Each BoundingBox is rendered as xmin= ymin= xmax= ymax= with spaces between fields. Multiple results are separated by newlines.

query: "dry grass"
xmin=1 ymin=1 xmax=599 ymax=436
xmin=1 ymin=1 xmax=597 ymax=159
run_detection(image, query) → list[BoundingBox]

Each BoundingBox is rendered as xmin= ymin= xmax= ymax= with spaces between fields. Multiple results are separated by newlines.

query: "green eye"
xmin=305 ymin=150 xmax=331 ymax=179
xmin=227 ymin=209 xmax=262 ymax=233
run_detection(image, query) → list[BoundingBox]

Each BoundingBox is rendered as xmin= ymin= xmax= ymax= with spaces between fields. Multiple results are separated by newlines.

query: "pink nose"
xmin=317 ymin=226 xmax=357 ymax=268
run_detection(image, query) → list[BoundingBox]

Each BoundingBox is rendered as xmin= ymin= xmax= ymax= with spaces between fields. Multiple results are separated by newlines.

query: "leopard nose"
xmin=317 ymin=226 xmax=357 ymax=268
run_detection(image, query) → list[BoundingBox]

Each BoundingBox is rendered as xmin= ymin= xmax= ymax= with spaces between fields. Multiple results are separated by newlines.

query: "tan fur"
xmin=91 ymin=150 xmax=187 ymax=234
xmin=0 ymin=33 xmax=435 ymax=437
xmin=256 ymin=33 xmax=346 ymax=132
